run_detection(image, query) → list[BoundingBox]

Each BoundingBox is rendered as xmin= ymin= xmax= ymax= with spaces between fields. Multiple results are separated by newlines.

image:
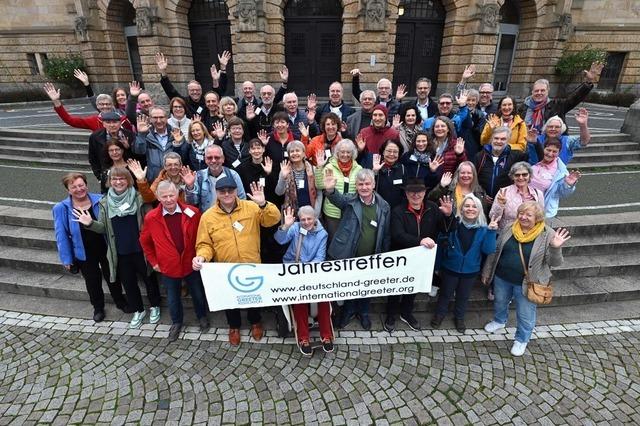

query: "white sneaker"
xmin=129 ymin=310 xmax=146 ymax=329
xmin=484 ymin=321 xmax=505 ymax=333
xmin=149 ymin=306 xmax=161 ymax=324
xmin=511 ymin=341 xmax=528 ymax=357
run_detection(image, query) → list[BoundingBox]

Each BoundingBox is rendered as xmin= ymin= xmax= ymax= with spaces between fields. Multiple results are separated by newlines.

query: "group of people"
xmin=51 ymin=51 xmax=603 ymax=357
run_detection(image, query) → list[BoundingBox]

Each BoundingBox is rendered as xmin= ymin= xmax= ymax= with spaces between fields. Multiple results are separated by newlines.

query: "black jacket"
xmin=474 ymin=145 xmax=527 ymax=198
xmin=391 ymin=200 xmax=453 ymax=250
xmin=160 ymin=74 xmax=228 ymax=118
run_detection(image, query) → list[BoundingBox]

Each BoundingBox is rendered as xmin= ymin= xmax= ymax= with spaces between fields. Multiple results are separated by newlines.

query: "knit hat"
xmin=372 ymin=104 xmax=388 ymax=118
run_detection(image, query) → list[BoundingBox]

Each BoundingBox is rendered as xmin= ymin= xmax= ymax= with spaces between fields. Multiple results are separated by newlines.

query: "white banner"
xmin=200 ymin=246 xmax=436 ymax=311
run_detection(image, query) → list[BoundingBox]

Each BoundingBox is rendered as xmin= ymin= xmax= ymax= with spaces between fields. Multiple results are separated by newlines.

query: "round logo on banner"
xmin=227 ymin=264 xmax=264 ymax=293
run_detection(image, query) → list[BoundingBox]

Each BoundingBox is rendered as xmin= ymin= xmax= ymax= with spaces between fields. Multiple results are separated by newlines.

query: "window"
xmin=598 ymin=52 xmax=626 ymax=91
xmin=27 ymin=54 xmax=39 ymax=75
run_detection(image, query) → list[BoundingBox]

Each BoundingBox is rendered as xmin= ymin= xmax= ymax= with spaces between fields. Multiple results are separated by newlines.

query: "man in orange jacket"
xmin=139 ymin=180 xmax=210 ymax=341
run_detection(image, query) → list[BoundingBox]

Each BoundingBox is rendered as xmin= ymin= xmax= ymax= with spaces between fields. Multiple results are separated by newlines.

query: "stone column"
xmin=622 ymin=99 xmax=640 ymax=142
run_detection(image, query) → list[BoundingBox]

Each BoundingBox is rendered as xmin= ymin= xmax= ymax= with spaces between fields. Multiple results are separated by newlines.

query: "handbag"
xmin=518 ymin=243 xmax=553 ymax=305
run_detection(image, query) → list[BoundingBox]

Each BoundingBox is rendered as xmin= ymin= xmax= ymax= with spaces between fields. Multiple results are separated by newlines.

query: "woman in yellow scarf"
xmin=480 ymin=201 xmax=570 ymax=357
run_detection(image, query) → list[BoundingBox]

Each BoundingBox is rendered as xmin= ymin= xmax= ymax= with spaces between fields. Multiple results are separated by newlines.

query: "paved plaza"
xmin=1 ymin=310 xmax=639 ymax=425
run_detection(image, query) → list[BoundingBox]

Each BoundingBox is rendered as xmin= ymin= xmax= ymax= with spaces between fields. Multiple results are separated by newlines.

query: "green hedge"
xmin=43 ymin=55 xmax=85 ymax=83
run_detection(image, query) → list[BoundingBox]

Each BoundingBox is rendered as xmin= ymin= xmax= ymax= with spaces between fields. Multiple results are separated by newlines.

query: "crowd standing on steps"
xmin=49 ymin=50 xmax=602 ymax=357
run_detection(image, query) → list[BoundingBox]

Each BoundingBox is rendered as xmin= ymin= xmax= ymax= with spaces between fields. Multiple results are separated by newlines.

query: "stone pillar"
xmin=621 ymin=99 xmax=640 ymax=142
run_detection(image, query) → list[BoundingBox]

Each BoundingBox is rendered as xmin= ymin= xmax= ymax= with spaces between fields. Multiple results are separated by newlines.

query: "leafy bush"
xmin=555 ymin=46 xmax=607 ymax=80
xmin=43 ymin=55 xmax=85 ymax=83
xmin=586 ymin=91 xmax=637 ymax=108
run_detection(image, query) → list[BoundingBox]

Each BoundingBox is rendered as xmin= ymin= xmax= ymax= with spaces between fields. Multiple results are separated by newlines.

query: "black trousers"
xmin=78 ymin=254 xmax=126 ymax=313
xmin=117 ymin=252 xmax=161 ymax=313
xmin=225 ymin=308 xmax=261 ymax=329
xmin=386 ymin=293 xmax=417 ymax=316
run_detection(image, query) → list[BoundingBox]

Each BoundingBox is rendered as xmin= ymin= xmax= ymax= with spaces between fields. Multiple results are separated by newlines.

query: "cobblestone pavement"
xmin=1 ymin=311 xmax=640 ymax=425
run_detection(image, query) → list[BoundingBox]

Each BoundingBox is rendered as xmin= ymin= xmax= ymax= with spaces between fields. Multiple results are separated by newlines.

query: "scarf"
xmin=523 ymin=96 xmax=549 ymax=130
xmin=512 ymin=220 xmax=545 ymax=243
xmin=501 ymin=115 xmax=514 ymax=127
xmin=338 ymin=159 xmax=353 ymax=176
xmin=454 ymin=185 xmax=467 ymax=213
xmin=283 ymin=161 xmax=316 ymax=210
xmin=412 ymin=150 xmax=431 ymax=164
xmin=106 ymin=186 xmax=138 ymax=219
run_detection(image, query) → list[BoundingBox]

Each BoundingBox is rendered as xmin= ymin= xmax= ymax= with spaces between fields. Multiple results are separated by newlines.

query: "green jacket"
xmin=314 ymin=156 xmax=363 ymax=219
xmin=86 ymin=193 xmax=146 ymax=279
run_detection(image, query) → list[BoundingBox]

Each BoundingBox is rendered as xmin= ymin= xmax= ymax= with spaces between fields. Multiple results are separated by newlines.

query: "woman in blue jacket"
xmin=52 ymin=173 xmax=129 ymax=322
xmin=432 ymin=193 xmax=498 ymax=332
xmin=275 ymin=205 xmax=332 ymax=356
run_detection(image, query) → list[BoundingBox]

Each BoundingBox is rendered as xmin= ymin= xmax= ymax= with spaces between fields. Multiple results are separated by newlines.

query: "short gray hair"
xmin=542 ymin=115 xmax=567 ymax=134
xmin=356 ymin=168 xmax=375 ymax=184
xmin=155 ymin=180 xmax=178 ymax=196
xmin=508 ymin=161 xmax=533 ymax=180
xmin=533 ymin=79 xmax=550 ymax=90
xmin=283 ymin=92 xmax=298 ymax=103
xmin=333 ymin=139 xmax=358 ymax=159
xmin=297 ymin=205 xmax=316 ymax=219
xmin=359 ymin=90 xmax=376 ymax=102
xmin=466 ymin=89 xmax=480 ymax=100
xmin=492 ymin=125 xmax=512 ymax=141
xmin=286 ymin=140 xmax=306 ymax=153
xmin=163 ymin=152 xmax=182 ymax=167
xmin=96 ymin=94 xmax=113 ymax=105
xmin=205 ymin=144 xmax=223 ymax=155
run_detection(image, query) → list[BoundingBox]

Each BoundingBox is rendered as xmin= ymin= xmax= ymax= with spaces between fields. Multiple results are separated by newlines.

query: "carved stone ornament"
xmin=74 ymin=16 xmax=89 ymax=42
xmin=234 ymin=0 xmax=264 ymax=32
xmin=363 ymin=0 xmax=387 ymax=31
xmin=478 ymin=3 xmax=500 ymax=34
xmin=558 ymin=13 xmax=573 ymax=40
xmin=136 ymin=7 xmax=157 ymax=37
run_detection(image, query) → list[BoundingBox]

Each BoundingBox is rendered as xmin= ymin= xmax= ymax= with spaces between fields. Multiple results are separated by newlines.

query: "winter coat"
xmin=358 ymin=125 xmax=400 ymax=154
xmin=185 ymin=167 xmax=246 ymax=212
xmin=314 ymin=157 xmax=363 ymax=219
xmin=480 ymin=114 xmax=527 ymax=152
xmin=275 ymin=221 xmax=328 ymax=263
xmin=390 ymin=200 xmax=453 ymax=250
xmin=474 ymin=144 xmax=528 ymax=198
xmin=53 ymin=193 xmax=103 ymax=265
xmin=134 ymin=126 xmax=188 ymax=182
xmin=440 ymin=221 xmax=497 ymax=274
xmin=536 ymin=159 xmax=576 ymax=218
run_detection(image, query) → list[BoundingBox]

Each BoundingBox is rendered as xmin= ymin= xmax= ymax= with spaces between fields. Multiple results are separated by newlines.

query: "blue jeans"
xmin=162 ymin=271 xmax=209 ymax=325
xmin=493 ymin=275 xmax=537 ymax=343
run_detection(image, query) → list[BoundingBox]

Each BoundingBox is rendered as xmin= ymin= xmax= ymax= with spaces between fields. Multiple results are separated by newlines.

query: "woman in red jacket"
xmin=139 ymin=180 xmax=210 ymax=341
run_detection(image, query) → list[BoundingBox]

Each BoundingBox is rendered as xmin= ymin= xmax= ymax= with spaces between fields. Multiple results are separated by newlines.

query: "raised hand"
xmin=487 ymin=114 xmax=501 ymax=129
xmin=307 ymin=108 xmax=316 ymax=123
xmin=428 ymin=155 xmax=444 ymax=172
xmin=456 ymin=89 xmax=469 ymax=107
xmin=372 ymin=154 xmax=384 ymax=173
xmin=72 ymin=208 xmax=93 ymax=226
xmin=461 ymin=64 xmax=476 ymax=80
xmin=155 ymin=52 xmax=168 ymax=73
xmin=246 ymin=105 xmax=257 ymax=121
xmin=137 ymin=114 xmax=150 ymax=133
xmin=43 ymin=83 xmax=61 ymax=103
xmin=307 ymin=93 xmax=317 ymax=111
xmin=127 ymin=159 xmax=147 ymax=181
xmin=212 ymin=121 xmax=226 ymax=140
xmin=584 ymin=62 xmax=604 ymax=83
xmin=574 ymin=108 xmax=589 ymax=126
xmin=526 ymin=126 xmax=539 ymax=142
xmin=73 ymin=69 xmax=89 ymax=86
xmin=323 ymin=168 xmax=337 ymax=191
xmin=496 ymin=188 xmax=507 ymax=205
xmin=550 ymin=227 xmax=571 ymax=248
xmin=454 ymin=137 xmax=465 ymax=155
xmin=210 ymin=64 xmax=221 ymax=81
xmin=280 ymin=65 xmax=289 ymax=84
xmin=355 ymin=133 xmax=366 ymax=152
xmin=440 ymin=171 xmax=453 ymax=188
xmin=247 ymin=181 xmax=266 ymax=206
xmin=298 ymin=122 xmax=309 ymax=138
xmin=261 ymin=157 xmax=273 ymax=175
xmin=339 ymin=121 xmax=348 ymax=134
xmin=283 ymin=206 xmax=296 ymax=227
xmin=395 ymin=83 xmax=407 ymax=101
xmin=192 ymin=113 xmax=202 ymax=122
xmin=565 ymin=169 xmax=581 ymax=186
xmin=350 ymin=68 xmax=361 ymax=77
xmin=180 ymin=166 xmax=196 ymax=188
xmin=129 ymin=81 xmax=141 ymax=97
xmin=392 ymin=114 xmax=401 ymax=129
xmin=257 ymin=129 xmax=269 ymax=146
xmin=315 ymin=150 xmax=327 ymax=168
xmin=438 ymin=195 xmax=453 ymax=216
xmin=279 ymin=159 xmax=291 ymax=177
xmin=171 ymin=127 xmax=183 ymax=144
xmin=488 ymin=216 xmax=499 ymax=230
xmin=218 ymin=50 xmax=231 ymax=70
xmin=118 ymin=134 xmax=130 ymax=150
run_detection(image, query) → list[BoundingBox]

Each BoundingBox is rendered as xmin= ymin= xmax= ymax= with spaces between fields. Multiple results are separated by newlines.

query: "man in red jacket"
xmin=139 ymin=181 xmax=210 ymax=341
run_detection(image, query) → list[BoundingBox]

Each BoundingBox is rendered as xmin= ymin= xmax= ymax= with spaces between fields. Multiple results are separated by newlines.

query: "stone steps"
xmin=0 ymin=144 xmax=87 ymax=160
xmin=570 ymin=150 xmax=640 ymax=164
xmin=0 ymin=127 xmax=90 ymax=143
xmin=0 ymin=136 xmax=88 ymax=150
xmin=0 ymin=154 xmax=91 ymax=172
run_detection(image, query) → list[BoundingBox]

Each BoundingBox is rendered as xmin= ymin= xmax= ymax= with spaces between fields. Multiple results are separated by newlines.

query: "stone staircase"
xmin=0 ymin=203 xmax=638 ymax=312
xmin=0 ymin=127 xmax=639 ymax=174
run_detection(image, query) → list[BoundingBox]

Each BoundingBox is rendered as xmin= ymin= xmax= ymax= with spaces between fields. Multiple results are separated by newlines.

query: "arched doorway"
xmin=493 ymin=0 xmax=521 ymax=93
xmin=188 ymin=0 xmax=234 ymax=92
xmin=284 ymin=0 xmax=342 ymax=95
xmin=105 ymin=0 xmax=142 ymax=83
xmin=393 ymin=0 xmax=445 ymax=91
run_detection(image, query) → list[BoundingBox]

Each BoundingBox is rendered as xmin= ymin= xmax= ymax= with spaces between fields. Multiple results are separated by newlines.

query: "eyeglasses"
xmin=479 ymin=91 xmax=492 ymax=94
xmin=150 ymin=116 xmax=165 ymax=120
xmin=514 ymin=173 xmax=529 ymax=177
xmin=206 ymin=156 xmax=222 ymax=160
xmin=172 ymin=105 xmax=184 ymax=109
xmin=384 ymin=149 xmax=399 ymax=154
xmin=97 ymin=102 xmax=112 ymax=106
xmin=108 ymin=148 xmax=122 ymax=153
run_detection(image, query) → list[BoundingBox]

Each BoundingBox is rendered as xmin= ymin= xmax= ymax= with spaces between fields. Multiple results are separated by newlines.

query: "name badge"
xmin=393 ymin=179 xmax=403 ymax=185
xmin=119 ymin=202 xmax=130 ymax=212
xmin=370 ymin=220 xmax=378 ymax=228
xmin=343 ymin=176 xmax=350 ymax=183
xmin=196 ymin=154 xmax=204 ymax=161
xmin=233 ymin=221 xmax=244 ymax=232
xmin=283 ymin=151 xmax=289 ymax=158
xmin=232 ymin=159 xmax=241 ymax=168
xmin=196 ymin=106 xmax=203 ymax=114
xmin=184 ymin=208 xmax=195 ymax=218
xmin=299 ymin=228 xmax=308 ymax=236
xmin=325 ymin=149 xmax=332 ymax=158
xmin=297 ymin=179 xmax=305 ymax=189
xmin=259 ymin=177 xmax=265 ymax=187
xmin=410 ymin=155 xmax=417 ymax=162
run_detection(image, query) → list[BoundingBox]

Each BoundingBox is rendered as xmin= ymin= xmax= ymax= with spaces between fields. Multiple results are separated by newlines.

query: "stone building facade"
xmin=0 ymin=0 xmax=638 ymax=102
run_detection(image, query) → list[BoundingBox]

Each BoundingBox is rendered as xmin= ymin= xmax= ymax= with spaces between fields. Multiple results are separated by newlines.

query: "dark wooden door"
xmin=188 ymin=0 xmax=234 ymax=93
xmin=599 ymin=52 xmax=626 ymax=91
xmin=284 ymin=0 xmax=342 ymax=95
xmin=393 ymin=0 xmax=445 ymax=92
